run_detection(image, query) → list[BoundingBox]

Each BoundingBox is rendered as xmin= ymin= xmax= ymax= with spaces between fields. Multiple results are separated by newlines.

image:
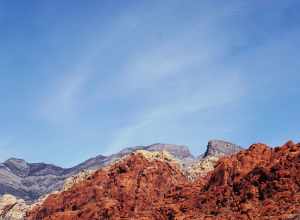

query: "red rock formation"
xmin=196 ymin=141 xmax=300 ymax=219
xmin=26 ymin=141 xmax=300 ymax=220
xmin=26 ymin=153 xmax=189 ymax=220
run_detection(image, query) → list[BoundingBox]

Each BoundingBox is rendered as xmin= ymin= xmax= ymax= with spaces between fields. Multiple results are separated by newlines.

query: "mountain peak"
xmin=3 ymin=158 xmax=29 ymax=177
xmin=27 ymin=141 xmax=300 ymax=219
xmin=203 ymin=139 xmax=242 ymax=158
xmin=4 ymin=157 xmax=27 ymax=164
xmin=118 ymin=143 xmax=194 ymax=160
xmin=145 ymin=143 xmax=193 ymax=159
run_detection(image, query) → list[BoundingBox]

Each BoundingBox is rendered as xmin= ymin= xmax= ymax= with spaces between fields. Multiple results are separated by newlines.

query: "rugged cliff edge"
xmin=26 ymin=141 xmax=300 ymax=220
xmin=0 ymin=141 xmax=239 ymax=202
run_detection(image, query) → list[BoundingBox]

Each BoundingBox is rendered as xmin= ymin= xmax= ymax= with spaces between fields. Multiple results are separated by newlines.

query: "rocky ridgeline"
xmin=203 ymin=139 xmax=242 ymax=157
xmin=26 ymin=141 xmax=300 ymax=220
xmin=0 ymin=194 xmax=27 ymax=220
xmin=26 ymin=151 xmax=189 ymax=220
xmin=185 ymin=155 xmax=219 ymax=181
xmin=0 ymin=140 xmax=240 ymax=202
xmin=185 ymin=140 xmax=242 ymax=181
xmin=62 ymin=170 xmax=95 ymax=192
xmin=0 ymin=140 xmax=242 ymax=219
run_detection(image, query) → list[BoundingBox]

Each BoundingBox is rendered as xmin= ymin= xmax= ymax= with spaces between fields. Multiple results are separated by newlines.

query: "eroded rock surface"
xmin=0 ymin=141 xmax=240 ymax=201
xmin=203 ymin=139 xmax=243 ymax=158
xmin=0 ymin=194 xmax=28 ymax=220
xmin=198 ymin=141 xmax=300 ymax=219
xmin=185 ymin=155 xmax=219 ymax=181
xmin=26 ymin=141 xmax=300 ymax=220
xmin=26 ymin=152 xmax=188 ymax=220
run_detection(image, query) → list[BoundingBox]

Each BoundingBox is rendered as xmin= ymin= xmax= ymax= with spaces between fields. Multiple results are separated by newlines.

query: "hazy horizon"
xmin=1 ymin=1 xmax=300 ymax=167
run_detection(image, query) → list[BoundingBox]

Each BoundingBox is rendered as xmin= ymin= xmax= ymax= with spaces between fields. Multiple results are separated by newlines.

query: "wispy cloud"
xmin=104 ymin=2 xmax=300 ymax=153
xmin=106 ymin=70 xmax=245 ymax=154
xmin=39 ymin=72 xmax=90 ymax=124
xmin=4 ymin=0 xmax=298 ymax=164
xmin=36 ymin=0 xmax=250 ymax=127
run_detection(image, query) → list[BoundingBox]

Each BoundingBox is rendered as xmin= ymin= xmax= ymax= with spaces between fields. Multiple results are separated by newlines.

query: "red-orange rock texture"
xmin=26 ymin=141 xmax=300 ymax=220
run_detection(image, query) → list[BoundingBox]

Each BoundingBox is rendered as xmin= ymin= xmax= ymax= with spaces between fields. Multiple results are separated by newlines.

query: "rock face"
xmin=26 ymin=141 xmax=300 ymax=220
xmin=0 ymin=159 xmax=66 ymax=201
xmin=187 ymin=140 xmax=242 ymax=180
xmin=26 ymin=151 xmax=188 ymax=220
xmin=185 ymin=156 xmax=219 ymax=181
xmin=62 ymin=170 xmax=95 ymax=192
xmin=117 ymin=143 xmax=194 ymax=165
xmin=0 ymin=143 xmax=196 ymax=201
xmin=141 ymin=143 xmax=193 ymax=160
xmin=0 ymin=141 xmax=241 ymax=202
xmin=0 ymin=194 xmax=28 ymax=220
xmin=197 ymin=141 xmax=300 ymax=219
xmin=203 ymin=139 xmax=242 ymax=158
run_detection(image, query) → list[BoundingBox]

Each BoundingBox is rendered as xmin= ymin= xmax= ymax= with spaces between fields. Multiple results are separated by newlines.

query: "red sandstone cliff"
xmin=26 ymin=142 xmax=300 ymax=220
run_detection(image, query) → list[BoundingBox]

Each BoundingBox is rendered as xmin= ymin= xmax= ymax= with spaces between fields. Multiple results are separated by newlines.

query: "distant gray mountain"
xmin=118 ymin=143 xmax=194 ymax=160
xmin=64 ymin=154 xmax=107 ymax=175
xmin=66 ymin=143 xmax=193 ymax=174
xmin=0 ymin=141 xmax=241 ymax=201
xmin=203 ymin=139 xmax=243 ymax=158
xmin=0 ymin=158 xmax=66 ymax=201
xmin=4 ymin=158 xmax=65 ymax=177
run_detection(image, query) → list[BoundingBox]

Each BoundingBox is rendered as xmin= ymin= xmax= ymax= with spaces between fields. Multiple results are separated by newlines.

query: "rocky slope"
xmin=196 ymin=141 xmax=300 ymax=219
xmin=0 ymin=159 xmax=66 ymax=201
xmin=0 ymin=141 xmax=239 ymax=201
xmin=0 ymin=194 xmax=28 ymax=220
xmin=26 ymin=151 xmax=189 ymax=220
xmin=26 ymin=141 xmax=300 ymax=220
xmin=186 ymin=140 xmax=242 ymax=181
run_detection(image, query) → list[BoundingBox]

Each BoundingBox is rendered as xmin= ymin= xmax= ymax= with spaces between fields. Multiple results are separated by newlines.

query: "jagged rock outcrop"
xmin=117 ymin=143 xmax=195 ymax=167
xmin=0 ymin=141 xmax=242 ymax=202
xmin=3 ymin=159 xmax=30 ymax=178
xmin=62 ymin=170 xmax=95 ymax=192
xmin=195 ymin=141 xmax=300 ymax=219
xmin=140 ymin=143 xmax=193 ymax=160
xmin=203 ymin=139 xmax=243 ymax=158
xmin=26 ymin=141 xmax=300 ymax=220
xmin=0 ymin=194 xmax=28 ymax=220
xmin=185 ymin=156 xmax=219 ymax=181
xmin=186 ymin=140 xmax=243 ymax=180
xmin=0 ymin=144 xmax=191 ymax=201
xmin=26 ymin=151 xmax=188 ymax=220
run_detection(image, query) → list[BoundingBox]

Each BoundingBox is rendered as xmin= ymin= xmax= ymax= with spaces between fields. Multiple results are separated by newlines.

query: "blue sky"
xmin=0 ymin=1 xmax=300 ymax=167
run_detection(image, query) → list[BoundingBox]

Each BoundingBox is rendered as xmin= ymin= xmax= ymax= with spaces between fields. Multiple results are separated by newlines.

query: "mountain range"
xmin=0 ymin=140 xmax=242 ymax=201
xmin=25 ymin=140 xmax=300 ymax=220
